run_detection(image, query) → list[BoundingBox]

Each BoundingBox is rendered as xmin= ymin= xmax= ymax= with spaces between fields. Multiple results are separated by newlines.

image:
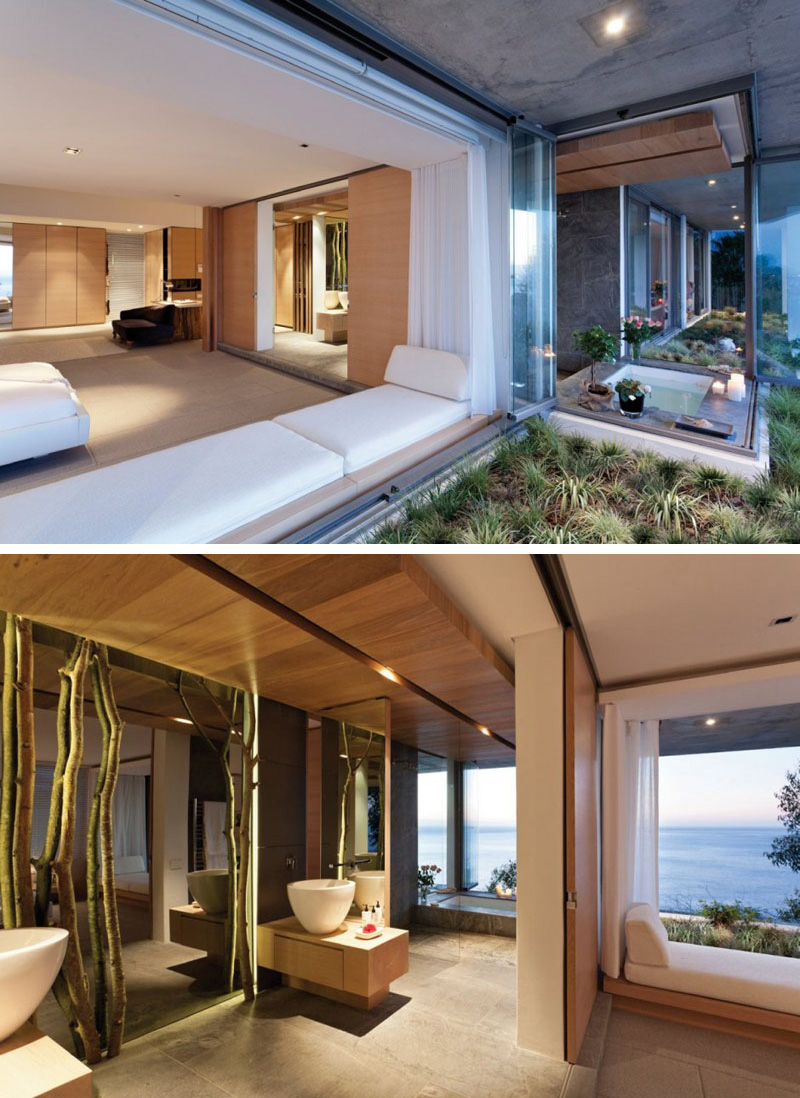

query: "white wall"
xmin=256 ymin=199 xmax=274 ymax=351
xmin=515 ymin=625 xmax=565 ymax=1061
xmin=0 ymin=183 xmax=200 ymax=231
xmin=33 ymin=707 xmax=152 ymax=765
xmin=151 ymin=728 xmax=190 ymax=942
xmin=312 ymin=213 xmax=327 ymax=340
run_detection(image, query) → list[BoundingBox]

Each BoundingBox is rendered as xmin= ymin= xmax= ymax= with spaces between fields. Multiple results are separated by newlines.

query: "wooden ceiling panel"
xmin=0 ymin=554 xmax=515 ymax=762
xmin=556 ymin=111 xmax=731 ymax=194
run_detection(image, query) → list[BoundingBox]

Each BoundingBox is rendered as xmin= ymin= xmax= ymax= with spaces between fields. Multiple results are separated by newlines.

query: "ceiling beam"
xmin=173 ymin=554 xmax=515 ymax=753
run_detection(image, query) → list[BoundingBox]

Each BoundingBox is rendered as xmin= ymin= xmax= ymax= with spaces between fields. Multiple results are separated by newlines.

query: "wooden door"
xmin=274 ymin=224 xmax=294 ymax=328
xmin=144 ymin=230 xmax=164 ymax=304
xmin=45 ymin=225 xmax=77 ymax=327
xmin=347 ymin=167 xmax=411 ymax=386
xmin=194 ymin=228 xmax=203 ymax=276
xmin=565 ymin=628 xmax=599 ymax=1063
xmin=76 ymin=227 xmax=106 ymax=324
xmin=11 ymin=223 xmax=46 ymax=329
xmin=221 ymin=202 xmax=256 ymax=349
xmin=293 ymin=221 xmax=312 ymax=334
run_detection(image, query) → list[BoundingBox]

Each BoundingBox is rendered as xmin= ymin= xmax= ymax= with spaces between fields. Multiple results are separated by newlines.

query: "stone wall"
xmin=390 ymin=741 xmax=418 ymax=928
xmin=557 ymin=187 xmax=621 ymax=373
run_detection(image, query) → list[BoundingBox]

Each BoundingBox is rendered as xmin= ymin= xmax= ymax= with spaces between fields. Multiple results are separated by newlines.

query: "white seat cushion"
xmin=275 ymin=384 xmax=470 ymax=474
xmin=384 ymin=345 xmax=469 ymax=402
xmin=0 ymin=379 xmax=82 ymax=431
xmin=625 ymin=940 xmax=800 ymax=1016
xmin=0 ymin=420 xmax=344 ymax=544
xmin=625 ymin=902 xmax=670 ymax=966
xmin=0 ymin=362 xmax=67 ymax=384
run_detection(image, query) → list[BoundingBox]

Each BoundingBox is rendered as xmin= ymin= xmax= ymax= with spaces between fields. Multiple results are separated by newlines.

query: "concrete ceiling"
xmin=0 ymin=0 xmax=463 ymax=209
xmin=563 ymin=554 xmax=800 ymax=687
xmin=660 ymin=702 xmax=800 ymax=756
xmin=633 ymin=167 xmax=745 ymax=232
xmin=323 ymin=0 xmax=800 ymax=152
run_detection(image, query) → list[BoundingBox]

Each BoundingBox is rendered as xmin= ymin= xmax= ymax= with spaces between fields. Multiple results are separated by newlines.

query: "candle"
xmin=711 ymin=380 xmax=725 ymax=396
xmin=727 ymin=373 xmax=746 ymax=402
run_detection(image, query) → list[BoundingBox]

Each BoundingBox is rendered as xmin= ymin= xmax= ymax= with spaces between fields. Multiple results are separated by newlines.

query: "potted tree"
xmin=614 ymin=376 xmax=651 ymax=418
xmin=573 ymin=326 xmax=618 ymax=396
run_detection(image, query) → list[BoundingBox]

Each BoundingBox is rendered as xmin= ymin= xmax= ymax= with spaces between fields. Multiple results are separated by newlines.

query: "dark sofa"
xmin=112 ymin=304 xmax=175 ymax=345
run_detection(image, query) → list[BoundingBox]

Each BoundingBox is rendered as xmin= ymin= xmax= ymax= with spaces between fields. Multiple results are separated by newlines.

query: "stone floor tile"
xmin=701 ymin=1066 xmax=800 ymax=1098
xmin=92 ymin=1043 xmax=232 ymax=1098
xmin=598 ymin=1041 xmax=704 ymax=1098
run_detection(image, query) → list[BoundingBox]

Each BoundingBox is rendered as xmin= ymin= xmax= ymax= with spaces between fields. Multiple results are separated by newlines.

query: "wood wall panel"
xmin=194 ymin=228 xmax=203 ymax=276
xmin=347 ymin=167 xmax=411 ymax=387
xmin=11 ymin=223 xmax=46 ymax=329
xmin=565 ymin=629 xmax=599 ymax=1063
xmin=76 ymin=227 xmax=106 ymax=324
xmin=221 ymin=202 xmax=257 ymax=350
xmin=274 ymin=223 xmax=294 ymax=328
xmin=45 ymin=225 xmax=77 ymax=327
xmin=293 ymin=221 xmax=312 ymax=334
xmin=168 ymin=226 xmax=196 ymax=279
xmin=144 ymin=229 xmax=163 ymax=304
xmin=202 ymin=208 xmax=221 ymax=351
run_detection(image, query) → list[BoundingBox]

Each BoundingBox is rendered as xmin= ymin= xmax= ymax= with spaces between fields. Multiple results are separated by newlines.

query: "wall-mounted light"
xmin=173 ymin=716 xmax=193 ymax=725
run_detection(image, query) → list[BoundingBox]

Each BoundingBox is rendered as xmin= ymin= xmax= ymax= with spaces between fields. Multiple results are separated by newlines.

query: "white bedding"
xmin=625 ymin=940 xmax=800 ymax=1016
xmin=114 ymin=871 xmax=150 ymax=896
xmin=275 ymin=384 xmax=471 ymax=474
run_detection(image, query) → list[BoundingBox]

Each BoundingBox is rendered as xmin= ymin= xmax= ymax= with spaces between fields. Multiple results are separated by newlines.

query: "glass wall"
xmin=417 ymin=752 xmax=449 ymax=887
xmin=693 ymin=229 xmax=707 ymax=316
xmin=463 ymin=765 xmax=516 ymax=892
xmin=756 ymin=157 xmax=800 ymax=384
xmin=626 ymin=195 xmax=650 ymax=318
xmin=649 ymin=208 xmax=671 ymax=327
xmin=510 ymin=125 xmax=556 ymax=412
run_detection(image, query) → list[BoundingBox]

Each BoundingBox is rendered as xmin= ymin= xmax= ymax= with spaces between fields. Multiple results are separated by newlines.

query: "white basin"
xmin=187 ymin=869 xmax=229 ymax=915
xmin=350 ymin=870 xmax=385 ymax=910
xmin=0 ymin=927 xmax=68 ymax=1042
xmin=287 ymin=879 xmax=355 ymax=935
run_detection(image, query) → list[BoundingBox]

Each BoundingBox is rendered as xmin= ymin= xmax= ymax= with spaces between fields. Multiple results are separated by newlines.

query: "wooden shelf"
xmin=170 ymin=903 xmax=226 ymax=962
xmin=0 ymin=1023 xmax=91 ymax=1098
xmin=257 ymin=916 xmax=408 ymax=1010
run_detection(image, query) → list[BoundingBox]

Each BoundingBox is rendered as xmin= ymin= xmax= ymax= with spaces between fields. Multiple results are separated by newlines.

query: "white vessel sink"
xmin=350 ymin=870 xmax=385 ymax=910
xmin=287 ymin=879 xmax=355 ymax=935
xmin=0 ymin=927 xmax=68 ymax=1042
xmin=187 ymin=869 xmax=229 ymax=915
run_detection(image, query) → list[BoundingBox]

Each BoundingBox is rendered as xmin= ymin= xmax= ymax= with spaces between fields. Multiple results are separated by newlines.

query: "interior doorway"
xmin=271 ymin=188 xmax=349 ymax=382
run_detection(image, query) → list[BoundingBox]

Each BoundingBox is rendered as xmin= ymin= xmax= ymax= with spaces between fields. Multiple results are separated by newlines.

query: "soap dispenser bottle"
xmin=375 ymin=901 xmax=383 ymax=927
xmin=361 ymin=904 xmax=370 ymax=930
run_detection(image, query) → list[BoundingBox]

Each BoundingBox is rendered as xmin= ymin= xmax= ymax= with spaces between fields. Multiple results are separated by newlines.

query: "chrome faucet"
xmin=328 ymin=857 xmax=371 ymax=870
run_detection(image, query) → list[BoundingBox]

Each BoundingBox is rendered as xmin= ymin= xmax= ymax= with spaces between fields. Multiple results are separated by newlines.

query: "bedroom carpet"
xmin=0 ymin=339 xmax=336 ymax=497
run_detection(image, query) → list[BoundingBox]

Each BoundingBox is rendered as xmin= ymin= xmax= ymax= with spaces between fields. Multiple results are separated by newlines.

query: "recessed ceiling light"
xmin=138 ymin=224 xmax=143 ymax=229
xmin=173 ymin=194 xmax=182 ymax=198
xmin=605 ymin=14 xmax=626 ymax=34
xmin=299 ymin=143 xmax=309 ymax=148
xmin=731 ymin=205 xmax=737 ymax=209
xmin=173 ymin=716 xmax=193 ymax=725
xmin=707 ymin=179 xmax=717 ymax=186
xmin=292 ymin=215 xmax=301 ymax=221
xmin=126 ymin=228 xmax=132 ymax=232
xmin=705 ymin=718 xmax=717 ymax=726
xmin=732 ymin=215 xmax=740 ymax=221
xmin=63 ymin=146 xmax=82 ymax=156
xmin=378 ymin=667 xmax=399 ymax=683
xmin=769 ymin=614 xmax=797 ymax=626
xmin=57 ymin=222 xmax=63 ymax=226
xmin=579 ymin=5 xmax=644 ymax=46
xmin=478 ymin=726 xmax=491 ymax=736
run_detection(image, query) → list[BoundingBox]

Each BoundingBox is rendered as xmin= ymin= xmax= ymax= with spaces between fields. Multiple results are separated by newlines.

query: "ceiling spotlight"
xmin=707 ymin=179 xmax=717 ymax=186
xmin=731 ymin=204 xmax=738 ymax=209
xmin=478 ymin=726 xmax=491 ymax=736
xmin=173 ymin=716 xmax=193 ymax=725
xmin=299 ymin=143 xmax=309 ymax=148
xmin=733 ymin=215 xmax=740 ymax=221
xmin=126 ymin=228 xmax=132 ymax=232
xmin=705 ymin=718 xmax=717 ymax=726
xmin=605 ymin=14 xmax=626 ymax=35
xmin=378 ymin=667 xmax=399 ymax=683
xmin=57 ymin=222 xmax=63 ymax=226
xmin=292 ymin=215 xmax=301 ymax=221
xmin=138 ymin=224 xmax=144 ymax=229
xmin=769 ymin=614 xmax=797 ymax=626
xmin=63 ymin=146 xmax=82 ymax=156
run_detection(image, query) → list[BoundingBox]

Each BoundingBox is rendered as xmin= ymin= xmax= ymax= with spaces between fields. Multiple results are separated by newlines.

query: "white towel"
xmin=203 ymin=801 xmax=228 ymax=869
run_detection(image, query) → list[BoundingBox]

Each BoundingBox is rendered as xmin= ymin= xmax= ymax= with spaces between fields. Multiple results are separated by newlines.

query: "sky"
xmin=660 ymin=747 xmax=800 ymax=827
xmin=418 ymin=767 xmax=516 ymax=827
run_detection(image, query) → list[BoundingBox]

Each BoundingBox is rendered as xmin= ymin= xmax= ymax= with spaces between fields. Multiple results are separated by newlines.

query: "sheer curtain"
xmin=112 ymin=773 xmax=147 ymax=861
xmin=601 ymin=704 xmax=660 ymax=978
xmin=408 ymin=144 xmax=496 ymax=414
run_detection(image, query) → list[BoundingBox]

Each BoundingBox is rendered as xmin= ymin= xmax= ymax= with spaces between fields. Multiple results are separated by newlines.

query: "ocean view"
xmin=420 ymin=824 xmax=799 ymax=917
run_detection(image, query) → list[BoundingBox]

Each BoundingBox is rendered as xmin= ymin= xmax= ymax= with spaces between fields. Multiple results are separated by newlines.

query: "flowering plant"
xmin=417 ymin=864 xmax=442 ymax=902
xmin=621 ymin=316 xmax=663 ymax=357
xmin=614 ymin=377 xmax=651 ymax=401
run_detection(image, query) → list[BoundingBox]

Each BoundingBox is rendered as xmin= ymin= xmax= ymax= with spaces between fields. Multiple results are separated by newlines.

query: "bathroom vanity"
xmin=170 ymin=903 xmax=226 ymax=963
xmin=0 ymin=1022 xmax=91 ymax=1098
xmin=257 ymin=916 xmax=408 ymax=1009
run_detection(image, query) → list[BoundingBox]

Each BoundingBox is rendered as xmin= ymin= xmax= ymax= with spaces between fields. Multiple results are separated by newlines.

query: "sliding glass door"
xmin=510 ymin=125 xmax=556 ymax=413
xmin=755 ymin=156 xmax=800 ymax=385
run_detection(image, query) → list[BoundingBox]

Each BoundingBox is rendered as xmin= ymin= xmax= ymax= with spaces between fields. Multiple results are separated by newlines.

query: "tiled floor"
xmin=598 ymin=1008 xmax=800 ymax=1098
xmin=91 ymin=928 xmax=570 ymax=1098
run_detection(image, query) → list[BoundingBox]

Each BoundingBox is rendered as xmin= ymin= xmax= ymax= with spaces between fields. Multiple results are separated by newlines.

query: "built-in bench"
xmin=0 ymin=345 xmax=485 ymax=544
xmin=604 ymin=902 xmax=800 ymax=1048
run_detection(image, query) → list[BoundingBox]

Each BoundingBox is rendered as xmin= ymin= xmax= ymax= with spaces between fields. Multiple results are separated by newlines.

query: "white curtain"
xmin=408 ymin=144 xmax=496 ymax=414
xmin=601 ymin=704 xmax=660 ymax=978
xmin=112 ymin=774 xmax=147 ymax=861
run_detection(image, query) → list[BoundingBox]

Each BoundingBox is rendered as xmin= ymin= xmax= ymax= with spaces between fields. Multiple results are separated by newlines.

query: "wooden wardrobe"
xmin=11 ymin=223 xmax=107 ymax=329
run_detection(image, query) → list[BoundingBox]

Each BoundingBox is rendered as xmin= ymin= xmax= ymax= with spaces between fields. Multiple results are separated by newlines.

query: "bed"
xmin=113 ymin=855 xmax=150 ymax=907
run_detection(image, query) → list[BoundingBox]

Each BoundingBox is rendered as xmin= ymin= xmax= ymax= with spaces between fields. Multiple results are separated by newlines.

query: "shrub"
xmin=777 ymin=890 xmax=800 ymax=924
xmin=699 ymin=900 xmax=760 ymax=928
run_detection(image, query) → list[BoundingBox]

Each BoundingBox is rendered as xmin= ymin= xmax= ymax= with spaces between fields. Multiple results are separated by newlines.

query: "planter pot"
xmin=587 ymin=383 xmax=611 ymax=397
xmin=338 ymin=291 xmax=349 ymax=312
xmin=619 ymin=392 xmax=646 ymax=418
xmin=324 ymin=290 xmax=340 ymax=310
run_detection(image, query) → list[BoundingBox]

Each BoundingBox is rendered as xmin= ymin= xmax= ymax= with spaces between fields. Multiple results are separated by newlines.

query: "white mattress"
xmin=625 ymin=940 xmax=800 ymax=1016
xmin=115 ymin=872 xmax=150 ymax=896
xmin=0 ymin=420 xmax=344 ymax=544
xmin=275 ymin=384 xmax=471 ymax=474
xmin=0 ymin=363 xmax=68 ymax=384
xmin=0 ymin=378 xmax=81 ymax=431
